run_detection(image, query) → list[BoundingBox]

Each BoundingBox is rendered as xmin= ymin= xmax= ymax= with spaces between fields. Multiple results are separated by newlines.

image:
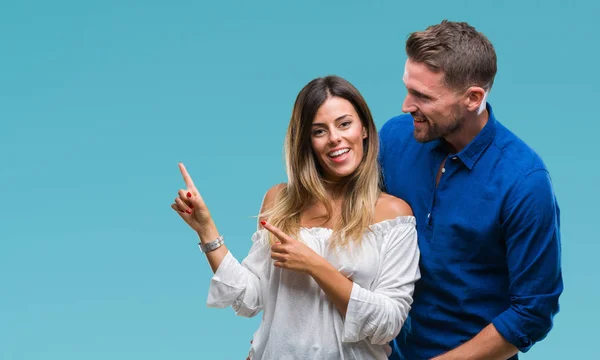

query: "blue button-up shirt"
xmin=379 ymin=104 xmax=563 ymax=360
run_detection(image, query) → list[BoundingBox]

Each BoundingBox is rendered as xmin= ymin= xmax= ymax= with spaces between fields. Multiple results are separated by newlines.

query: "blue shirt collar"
xmin=430 ymin=102 xmax=497 ymax=170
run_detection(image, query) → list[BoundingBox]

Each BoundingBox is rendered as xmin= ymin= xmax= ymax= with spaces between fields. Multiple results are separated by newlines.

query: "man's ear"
xmin=464 ymin=86 xmax=487 ymax=113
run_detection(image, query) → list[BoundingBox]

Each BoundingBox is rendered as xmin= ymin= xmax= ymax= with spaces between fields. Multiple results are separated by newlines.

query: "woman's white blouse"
xmin=206 ymin=216 xmax=420 ymax=360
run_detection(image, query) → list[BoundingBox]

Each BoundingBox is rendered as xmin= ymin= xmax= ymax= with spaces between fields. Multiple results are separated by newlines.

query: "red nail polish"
xmin=186 ymin=209 xmax=192 ymax=214
xmin=260 ymin=221 xmax=266 ymax=226
xmin=190 ymin=205 xmax=194 ymax=209
xmin=187 ymin=192 xmax=192 ymax=198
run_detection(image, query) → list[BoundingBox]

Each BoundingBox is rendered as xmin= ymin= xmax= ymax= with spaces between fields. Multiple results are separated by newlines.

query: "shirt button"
xmin=427 ymin=213 xmax=431 ymax=219
xmin=452 ymin=157 xmax=457 ymax=160
xmin=441 ymin=167 xmax=446 ymax=173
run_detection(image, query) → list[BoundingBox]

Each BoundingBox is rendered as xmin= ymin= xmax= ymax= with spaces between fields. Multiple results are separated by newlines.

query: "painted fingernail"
xmin=260 ymin=221 xmax=266 ymax=226
xmin=186 ymin=209 xmax=192 ymax=214
xmin=187 ymin=192 xmax=192 ymax=198
xmin=189 ymin=205 xmax=194 ymax=209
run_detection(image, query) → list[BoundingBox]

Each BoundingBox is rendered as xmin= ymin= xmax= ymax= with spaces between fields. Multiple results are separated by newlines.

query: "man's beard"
xmin=412 ymin=109 xmax=463 ymax=143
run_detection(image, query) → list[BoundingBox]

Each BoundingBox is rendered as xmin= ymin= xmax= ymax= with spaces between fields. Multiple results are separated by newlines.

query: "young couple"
xmin=171 ymin=20 xmax=563 ymax=360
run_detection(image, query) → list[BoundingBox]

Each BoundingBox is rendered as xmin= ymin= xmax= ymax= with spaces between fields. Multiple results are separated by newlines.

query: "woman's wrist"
xmin=196 ymin=220 xmax=219 ymax=244
xmin=307 ymin=254 xmax=330 ymax=277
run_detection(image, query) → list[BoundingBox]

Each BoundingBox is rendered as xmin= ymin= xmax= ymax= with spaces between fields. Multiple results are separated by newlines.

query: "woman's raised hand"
xmin=171 ymin=162 xmax=213 ymax=233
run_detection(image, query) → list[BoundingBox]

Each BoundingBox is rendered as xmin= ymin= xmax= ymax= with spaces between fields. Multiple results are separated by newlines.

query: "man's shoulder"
xmin=489 ymin=121 xmax=556 ymax=212
xmin=494 ymin=121 xmax=549 ymax=175
xmin=379 ymin=113 xmax=415 ymax=139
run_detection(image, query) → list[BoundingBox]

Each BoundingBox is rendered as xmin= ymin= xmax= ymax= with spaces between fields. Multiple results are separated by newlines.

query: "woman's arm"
xmin=171 ymin=163 xmax=228 ymax=273
xmin=171 ymin=163 xmax=273 ymax=316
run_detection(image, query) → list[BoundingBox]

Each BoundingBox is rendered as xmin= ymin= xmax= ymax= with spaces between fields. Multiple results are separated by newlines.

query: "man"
xmin=379 ymin=20 xmax=563 ymax=360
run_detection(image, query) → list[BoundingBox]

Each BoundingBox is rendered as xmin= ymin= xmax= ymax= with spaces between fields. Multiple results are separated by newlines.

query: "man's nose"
xmin=402 ymin=94 xmax=417 ymax=114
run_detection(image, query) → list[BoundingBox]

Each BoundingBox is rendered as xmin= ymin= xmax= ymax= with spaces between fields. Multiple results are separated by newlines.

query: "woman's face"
xmin=310 ymin=96 xmax=367 ymax=182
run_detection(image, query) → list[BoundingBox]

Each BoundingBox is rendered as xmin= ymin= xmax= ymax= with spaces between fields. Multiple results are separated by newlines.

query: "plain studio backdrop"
xmin=1 ymin=1 xmax=596 ymax=359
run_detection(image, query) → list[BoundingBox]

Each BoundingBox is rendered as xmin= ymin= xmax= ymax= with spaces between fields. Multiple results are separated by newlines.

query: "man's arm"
xmin=432 ymin=324 xmax=517 ymax=360
xmin=435 ymin=169 xmax=563 ymax=360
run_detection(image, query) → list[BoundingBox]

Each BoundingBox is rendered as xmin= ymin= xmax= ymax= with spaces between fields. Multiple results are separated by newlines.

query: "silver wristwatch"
xmin=199 ymin=235 xmax=224 ymax=253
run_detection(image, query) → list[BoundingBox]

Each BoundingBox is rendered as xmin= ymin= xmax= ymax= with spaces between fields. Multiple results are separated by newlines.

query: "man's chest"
xmin=382 ymin=151 xmax=507 ymax=265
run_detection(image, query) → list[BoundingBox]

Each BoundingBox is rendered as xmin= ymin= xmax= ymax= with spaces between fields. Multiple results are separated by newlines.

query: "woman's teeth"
xmin=329 ymin=148 xmax=350 ymax=157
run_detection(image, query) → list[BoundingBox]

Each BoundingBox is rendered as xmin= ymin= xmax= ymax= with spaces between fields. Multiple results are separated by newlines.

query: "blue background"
xmin=1 ymin=1 xmax=596 ymax=359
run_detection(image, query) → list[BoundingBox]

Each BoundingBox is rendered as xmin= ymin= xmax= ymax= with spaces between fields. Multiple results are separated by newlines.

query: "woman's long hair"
xmin=260 ymin=75 xmax=381 ymax=248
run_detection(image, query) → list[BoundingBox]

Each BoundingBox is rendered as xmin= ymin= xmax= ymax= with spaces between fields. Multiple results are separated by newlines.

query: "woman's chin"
xmin=322 ymin=167 xmax=357 ymax=182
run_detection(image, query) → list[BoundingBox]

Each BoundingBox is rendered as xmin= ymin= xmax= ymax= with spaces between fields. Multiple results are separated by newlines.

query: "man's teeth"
xmin=329 ymin=148 xmax=350 ymax=157
xmin=414 ymin=117 xmax=426 ymax=123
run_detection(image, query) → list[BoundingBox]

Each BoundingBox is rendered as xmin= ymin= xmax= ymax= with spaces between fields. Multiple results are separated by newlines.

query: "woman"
xmin=171 ymin=76 xmax=420 ymax=359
